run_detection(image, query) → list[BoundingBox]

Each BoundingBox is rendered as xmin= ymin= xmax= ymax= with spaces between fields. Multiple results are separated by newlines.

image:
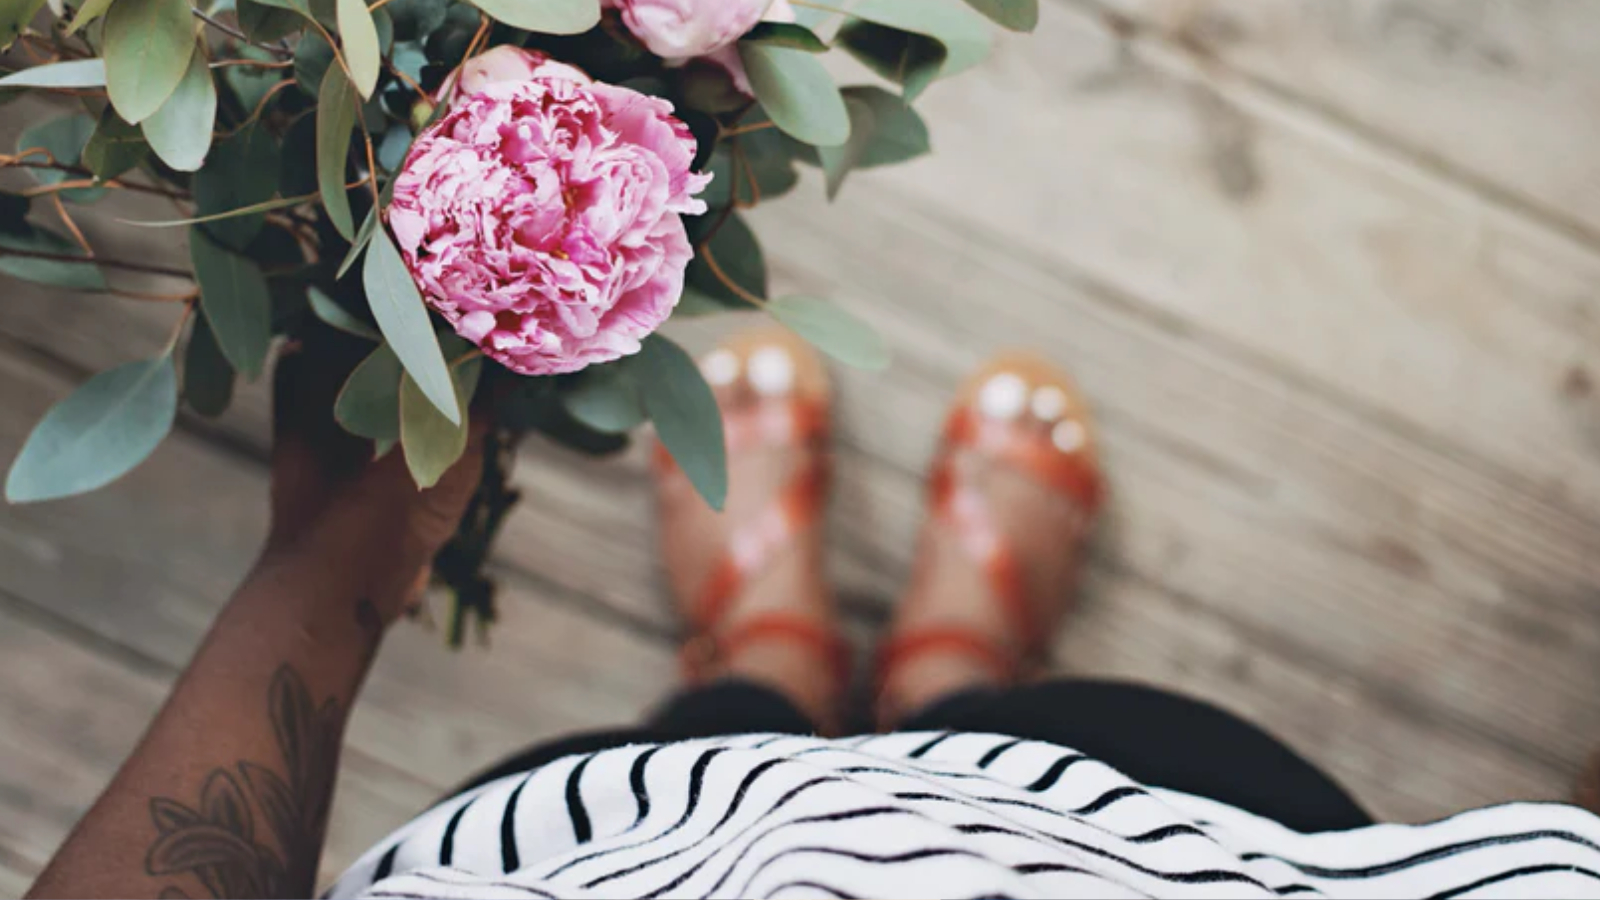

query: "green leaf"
xmin=0 ymin=58 xmax=105 ymax=89
xmin=842 ymin=85 xmax=930 ymax=168
xmin=685 ymin=212 xmax=765 ymax=308
xmin=768 ymin=295 xmax=891 ymax=370
xmin=703 ymin=122 xmax=799 ymax=208
xmin=0 ymin=190 xmax=26 ymax=230
xmin=400 ymin=356 xmax=479 ymax=488
xmin=189 ymin=227 xmax=272 ymax=379
xmin=0 ymin=0 xmax=46 ymax=50
xmin=961 ymin=0 xmax=1037 ymax=31
xmin=66 ymin=0 xmax=115 ymax=33
xmin=837 ymin=19 xmax=946 ymax=101
xmin=237 ymin=0 xmax=303 ymax=41
xmin=633 ymin=335 xmax=726 ymax=510
xmin=82 ymin=108 xmax=150 ymax=181
xmin=5 ymin=354 xmax=177 ymax=503
xmin=848 ymin=0 xmax=992 ymax=78
xmin=293 ymin=27 xmax=335 ymax=97
xmin=335 ymin=342 xmax=401 ymax=440
xmin=194 ymin=122 xmax=280 ymax=250
xmin=562 ymin=362 xmax=644 ymax=434
xmin=224 ymin=46 xmax=284 ymax=113
xmin=248 ymin=0 xmax=310 ymax=14
xmin=738 ymin=42 xmax=850 ymax=147
xmin=337 ymin=0 xmax=381 ymax=98
xmin=308 ymin=285 xmax=380 ymax=340
xmin=818 ymin=93 xmax=873 ymax=200
xmin=336 ymin=207 xmax=377 ymax=279
xmin=18 ymin=114 xmax=106 ymax=203
xmin=817 ymin=86 xmax=929 ymax=198
xmin=385 ymin=0 xmax=445 ymax=39
xmin=141 ymin=43 xmax=218 ymax=172
xmin=317 ymin=64 xmax=359 ymax=240
xmin=744 ymin=21 xmax=827 ymax=52
xmin=104 ymin=0 xmax=195 ymax=123
xmin=363 ymin=226 xmax=459 ymax=423
xmin=0 ymin=224 xmax=106 ymax=290
xmin=121 ymin=193 xmax=315 ymax=228
xmin=468 ymin=0 xmax=596 ymax=34
xmin=183 ymin=314 xmax=235 ymax=417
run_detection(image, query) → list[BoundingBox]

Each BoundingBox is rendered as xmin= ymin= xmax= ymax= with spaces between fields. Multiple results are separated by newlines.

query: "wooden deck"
xmin=3 ymin=0 xmax=1600 ymax=891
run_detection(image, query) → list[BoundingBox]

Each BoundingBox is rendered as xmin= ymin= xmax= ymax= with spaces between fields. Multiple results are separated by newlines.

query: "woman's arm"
xmin=28 ymin=343 xmax=484 ymax=899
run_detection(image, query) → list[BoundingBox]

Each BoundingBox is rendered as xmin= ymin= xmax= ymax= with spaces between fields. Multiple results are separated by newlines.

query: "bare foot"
xmin=656 ymin=329 xmax=845 ymax=731
xmin=878 ymin=357 xmax=1102 ymax=727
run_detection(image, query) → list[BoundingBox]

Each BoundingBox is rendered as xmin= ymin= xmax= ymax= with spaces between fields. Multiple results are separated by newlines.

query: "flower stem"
xmin=698 ymin=245 xmax=766 ymax=309
xmin=191 ymin=7 xmax=293 ymax=57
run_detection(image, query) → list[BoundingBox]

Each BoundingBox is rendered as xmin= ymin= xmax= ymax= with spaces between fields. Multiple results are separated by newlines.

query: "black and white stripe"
xmin=330 ymin=732 xmax=1600 ymax=899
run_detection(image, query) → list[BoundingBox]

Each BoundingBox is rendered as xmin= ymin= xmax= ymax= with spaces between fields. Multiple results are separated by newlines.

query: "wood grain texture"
xmin=1092 ymin=0 xmax=1600 ymax=243
xmin=2 ymin=0 xmax=1600 ymax=888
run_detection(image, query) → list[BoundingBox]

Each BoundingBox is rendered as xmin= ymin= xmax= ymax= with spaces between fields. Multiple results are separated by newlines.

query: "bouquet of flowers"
xmin=0 ymin=0 xmax=1036 ymax=640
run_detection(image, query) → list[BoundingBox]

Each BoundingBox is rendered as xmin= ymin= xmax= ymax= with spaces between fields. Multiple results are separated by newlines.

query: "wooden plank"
xmin=866 ymin=3 xmax=1600 ymax=518
xmin=0 ymin=596 xmax=431 ymax=888
xmin=743 ymin=181 xmax=1600 ymax=779
xmin=1090 ymin=0 xmax=1600 ymax=243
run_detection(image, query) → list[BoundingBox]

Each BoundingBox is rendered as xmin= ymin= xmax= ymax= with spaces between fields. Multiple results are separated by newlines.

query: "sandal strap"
xmin=943 ymin=407 xmax=1103 ymax=513
xmin=681 ymin=612 xmax=852 ymax=690
xmin=876 ymin=628 xmax=1019 ymax=689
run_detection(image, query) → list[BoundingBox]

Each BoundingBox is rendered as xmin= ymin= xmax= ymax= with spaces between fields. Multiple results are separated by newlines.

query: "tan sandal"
xmin=653 ymin=328 xmax=851 ymax=729
xmin=877 ymin=352 xmax=1105 ymax=710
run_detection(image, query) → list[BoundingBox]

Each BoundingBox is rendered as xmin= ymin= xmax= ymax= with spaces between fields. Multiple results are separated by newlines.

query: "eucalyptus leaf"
xmin=316 ymin=64 xmax=359 ymax=240
xmin=66 ymin=0 xmax=114 ymax=32
xmin=141 ymin=43 xmax=218 ymax=173
xmin=400 ymin=356 xmax=480 ymax=489
xmin=0 ymin=58 xmax=105 ymax=89
xmin=837 ymin=19 xmax=946 ymax=101
xmin=633 ymin=335 xmax=726 ymax=510
xmin=468 ymin=0 xmax=596 ymax=34
xmin=848 ymin=0 xmax=992 ymax=78
xmin=224 ymin=46 xmax=283 ymax=114
xmin=18 ymin=114 xmax=106 ymax=203
xmin=5 ymin=354 xmax=178 ymax=503
xmin=335 ymin=342 xmax=402 ymax=440
xmin=189 ymin=227 xmax=272 ymax=379
xmin=842 ymin=85 xmax=930 ymax=168
xmin=704 ymin=123 xmax=799 ymax=207
xmin=961 ymin=0 xmax=1037 ymax=31
xmin=738 ymin=42 xmax=849 ymax=147
xmin=0 ymin=224 xmax=106 ymax=290
xmin=194 ymin=123 xmax=280 ymax=250
xmin=0 ymin=190 xmax=26 ymax=230
xmin=237 ymin=0 xmax=303 ymax=41
xmin=1 ymin=0 xmax=46 ymax=49
xmin=385 ymin=0 xmax=445 ymax=38
xmin=336 ymin=207 xmax=377 ymax=280
xmin=744 ymin=21 xmax=827 ymax=52
xmin=337 ymin=0 xmax=381 ymax=98
xmin=294 ymin=28 xmax=335 ymax=98
xmin=279 ymin=113 xmax=318 ymax=197
xmin=309 ymin=285 xmax=380 ymax=340
xmin=768 ymin=295 xmax=891 ymax=370
xmin=121 ymin=193 xmax=315 ymax=228
xmin=377 ymin=126 xmax=411 ymax=172
xmin=104 ymin=0 xmax=194 ymax=123
xmin=818 ymin=93 xmax=874 ymax=200
xmin=363 ymin=227 xmax=459 ymax=423
xmin=562 ymin=362 xmax=645 ymax=434
xmin=685 ymin=212 xmax=765 ymax=306
xmin=183 ymin=314 xmax=236 ymax=418
xmin=83 ymin=108 xmax=149 ymax=181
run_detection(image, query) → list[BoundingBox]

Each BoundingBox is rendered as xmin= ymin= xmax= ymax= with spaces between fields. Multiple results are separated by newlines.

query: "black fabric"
xmin=452 ymin=678 xmax=1370 ymax=833
xmin=902 ymin=680 xmax=1371 ymax=833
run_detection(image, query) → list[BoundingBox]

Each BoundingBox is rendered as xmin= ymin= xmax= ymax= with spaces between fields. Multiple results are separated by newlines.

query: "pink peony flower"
xmin=606 ymin=0 xmax=787 ymax=59
xmin=702 ymin=0 xmax=795 ymax=94
xmin=436 ymin=45 xmax=590 ymax=108
xmin=388 ymin=70 xmax=712 ymax=376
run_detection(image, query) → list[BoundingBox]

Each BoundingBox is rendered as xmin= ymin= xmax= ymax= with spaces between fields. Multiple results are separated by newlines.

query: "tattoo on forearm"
xmin=144 ymin=666 xmax=343 ymax=899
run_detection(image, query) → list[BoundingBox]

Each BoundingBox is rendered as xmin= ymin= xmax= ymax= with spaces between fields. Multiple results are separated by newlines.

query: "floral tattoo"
xmin=143 ymin=666 xmax=342 ymax=899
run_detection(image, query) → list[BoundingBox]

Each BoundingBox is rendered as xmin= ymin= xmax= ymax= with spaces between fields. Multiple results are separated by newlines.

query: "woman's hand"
xmin=264 ymin=331 xmax=486 ymax=623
